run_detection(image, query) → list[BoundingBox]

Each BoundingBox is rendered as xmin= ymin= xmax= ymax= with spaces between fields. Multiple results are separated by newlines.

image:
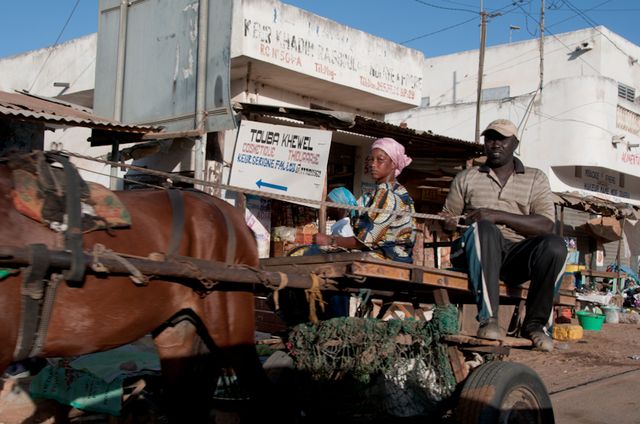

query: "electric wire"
xmin=546 ymin=0 xmax=612 ymax=29
xmin=514 ymin=2 xmax=603 ymax=76
xmin=401 ymin=0 xmax=522 ymax=45
xmin=401 ymin=16 xmax=478 ymax=44
xmin=411 ymin=0 xmax=478 ymax=14
xmin=561 ymin=0 xmax=637 ymax=62
xmin=28 ymin=0 xmax=82 ymax=93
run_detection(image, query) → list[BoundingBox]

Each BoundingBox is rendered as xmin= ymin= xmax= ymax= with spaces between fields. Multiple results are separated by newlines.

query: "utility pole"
xmin=474 ymin=9 xmax=501 ymax=144
xmin=474 ymin=11 xmax=488 ymax=144
xmin=539 ymin=0 xmax=545 ymax=91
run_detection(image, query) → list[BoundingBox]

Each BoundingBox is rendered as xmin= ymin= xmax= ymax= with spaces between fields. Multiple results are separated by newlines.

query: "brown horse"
xmin=0 ymin=162 xmax=275 ymax=422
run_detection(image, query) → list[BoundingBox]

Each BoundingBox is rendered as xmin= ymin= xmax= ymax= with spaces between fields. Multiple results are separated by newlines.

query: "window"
xmin=618 ymin=83 xmax=636 ymax=103
xmin=481 ymin=86 xmax=510 ymax=102
xmin=420 ymin=96 xmax=430 ymax=107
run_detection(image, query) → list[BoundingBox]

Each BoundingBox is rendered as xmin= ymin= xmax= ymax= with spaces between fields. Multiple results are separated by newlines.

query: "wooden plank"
xmin=349 ymin=261 xmax=411 ymax=281
xmin=259 ymin=262 xmax=350 ymax=279
xmin=260 ymin=252 xmax=371 ymax=266
xmin=433 ymin=288 xmax=450 ymax=306
xmin=421 ymin=269 xmax=469 ymax=290
xmin=262 ymin=255 xmax=575 ymax=306
xmin=579 ymin=269 xmax=626 ymax=278
xmin=447 ymin=346 xmax=469 ymax=384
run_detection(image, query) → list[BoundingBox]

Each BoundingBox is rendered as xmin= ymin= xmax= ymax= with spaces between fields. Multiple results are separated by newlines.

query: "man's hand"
xmin=464 ymin=208 xmax=504 ymax=225
xmin=438 ymin=211 xmax=459 ymax=233
xmin=464 ymin=208 xmax=554 ymax=236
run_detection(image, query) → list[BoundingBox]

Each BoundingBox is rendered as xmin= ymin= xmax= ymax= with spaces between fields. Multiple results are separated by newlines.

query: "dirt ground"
xmin=2 ymin=319 xmax=640 ymax=424
xmin=507 ymin=319 xmax=640 ymax=394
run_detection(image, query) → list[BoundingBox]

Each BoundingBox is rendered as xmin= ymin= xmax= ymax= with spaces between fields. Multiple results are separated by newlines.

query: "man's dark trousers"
xmin=450 ymin=220 xmax=568 ymax=331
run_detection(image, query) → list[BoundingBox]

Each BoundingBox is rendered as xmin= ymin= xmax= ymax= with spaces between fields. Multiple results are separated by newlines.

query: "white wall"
xmin=0 ymin=34 xmax=96 ymax=96
xmin=421 ymin=27 xmax=608 ymax=107
xmin=0 ymin=35 xmax=115 ymax=186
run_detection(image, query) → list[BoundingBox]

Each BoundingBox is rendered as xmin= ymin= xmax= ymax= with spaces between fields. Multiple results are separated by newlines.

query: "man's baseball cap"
xmin=481 ymin=119 xmax=518 ymax=140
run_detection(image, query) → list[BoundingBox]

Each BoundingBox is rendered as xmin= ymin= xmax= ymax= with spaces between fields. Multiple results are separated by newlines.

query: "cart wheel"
xmin=456 ymin=361 xmax=554 ymax=424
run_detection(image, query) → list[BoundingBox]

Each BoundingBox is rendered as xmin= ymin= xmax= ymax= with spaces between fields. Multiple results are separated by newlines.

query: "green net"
xmin=288 ymin=304 xmax=459 ymax=417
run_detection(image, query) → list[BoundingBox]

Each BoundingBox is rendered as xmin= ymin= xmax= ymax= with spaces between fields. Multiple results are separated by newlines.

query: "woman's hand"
xmin=314 ymin=233 xmax=332 ymax=246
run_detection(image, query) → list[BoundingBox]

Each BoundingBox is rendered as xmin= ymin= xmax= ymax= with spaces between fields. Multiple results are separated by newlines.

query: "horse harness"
xmin=13 ymin=155 xmax=238 ymax=361
xmin=14 ymin=153 xmax=85 ymax=361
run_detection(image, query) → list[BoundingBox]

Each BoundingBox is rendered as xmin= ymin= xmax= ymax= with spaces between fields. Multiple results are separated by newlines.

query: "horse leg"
xmin=154 ymin=319 xmax=219 ymax=423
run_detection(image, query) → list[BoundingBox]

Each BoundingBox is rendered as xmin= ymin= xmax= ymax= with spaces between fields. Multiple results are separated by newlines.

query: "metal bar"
xmin=111 ymin=0 xmax=129 ymax=190
xmin=194 ymin=0 xmax=209 ymax=190
xmin=141 ymin=129 xmax=203 ymax=141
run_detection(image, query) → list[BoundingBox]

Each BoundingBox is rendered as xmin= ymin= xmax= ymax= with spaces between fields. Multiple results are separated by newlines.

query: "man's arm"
xmin=439 ymin=172 xmax=466 ymax=233
xmin=465 ymin=208 xmax=554 ymax=236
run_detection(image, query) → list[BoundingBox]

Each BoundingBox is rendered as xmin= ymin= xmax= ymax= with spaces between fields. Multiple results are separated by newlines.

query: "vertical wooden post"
xmin=414 ymin=220 xmax=425 ymax=266
xmin=319 ymin=178 xmax=327 ymax=235
xmin=236 ymin=192 xmax=246 ymax=212
xmin=615 ymin=218 xmax=625 ymax=294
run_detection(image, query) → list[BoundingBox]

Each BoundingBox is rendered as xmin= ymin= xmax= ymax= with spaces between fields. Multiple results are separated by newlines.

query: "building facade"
xmin=0 ymin=0 xmax=425 ymax=192
xmin=389 ymin=26 xmax=640 ymax=206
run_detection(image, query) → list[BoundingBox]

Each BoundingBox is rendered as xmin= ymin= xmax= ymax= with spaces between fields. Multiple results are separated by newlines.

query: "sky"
xmin=0 ymin=0 xmax=638 ymax=59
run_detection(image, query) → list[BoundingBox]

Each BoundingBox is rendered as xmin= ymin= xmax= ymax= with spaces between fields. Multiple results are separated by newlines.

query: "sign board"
xmin=229 ymin=121 xmax=331 ymax=205
xmin=552 ymin=165 xmax=640 ymax=206
xmin=95 ymin=0 xmax=234 ymax=132
xmin=236 ymin=0 xmax=423 ymax=106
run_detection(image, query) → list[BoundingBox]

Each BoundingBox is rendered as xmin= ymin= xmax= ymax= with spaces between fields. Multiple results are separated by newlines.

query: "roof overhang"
xmin=554 ymin=191 xmax=640 ymax=218
xmin=0 ymin=91 xmax=161 ymax=145
xmin=231 ymin=57 xmax=419 ymax=115
xmin=233 ymin=102 xmax=483 ymax=162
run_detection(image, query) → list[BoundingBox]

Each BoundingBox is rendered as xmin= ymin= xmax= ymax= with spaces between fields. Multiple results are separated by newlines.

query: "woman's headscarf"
xmin=371 ymin=137 xmax=412 ymax=177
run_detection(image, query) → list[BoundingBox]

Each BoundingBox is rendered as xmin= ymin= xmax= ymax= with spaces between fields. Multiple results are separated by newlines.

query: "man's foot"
xmin=2 ymin=362 xmax=30 ymax=379
xmin=477 ymin=317 xmax=502 ymax=340
xmin=523 ymin=327 xmax=554 ymax=352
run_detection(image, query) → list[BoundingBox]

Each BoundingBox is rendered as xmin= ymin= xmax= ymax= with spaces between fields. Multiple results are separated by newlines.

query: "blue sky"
xmin=0 ymin=0 xmax=638 ymax=59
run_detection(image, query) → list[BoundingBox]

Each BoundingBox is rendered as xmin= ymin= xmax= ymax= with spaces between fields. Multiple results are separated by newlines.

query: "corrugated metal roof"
xmin=553 ymin=191 xmax=639 ymax=218
xmin=0 ymin=91 xmax=160 ymax=133
xmin=233 ymin=102 xmax=483 ymax=161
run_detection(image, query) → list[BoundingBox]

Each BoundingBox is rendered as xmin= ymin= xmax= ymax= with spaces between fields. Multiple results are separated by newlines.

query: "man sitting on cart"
xmin=314 ymin=137 xmax=417 ymax=263
xmin=440 ymin=119 xmax=568 ymax=352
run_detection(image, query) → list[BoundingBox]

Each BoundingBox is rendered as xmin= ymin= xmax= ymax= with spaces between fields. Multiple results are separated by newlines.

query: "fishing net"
xmin=288 ymin=304 xmax=459 ymax=417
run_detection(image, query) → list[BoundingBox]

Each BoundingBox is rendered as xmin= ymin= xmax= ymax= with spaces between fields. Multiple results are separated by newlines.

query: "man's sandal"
xmin=525 ymin=329 xmax=554 ymax=352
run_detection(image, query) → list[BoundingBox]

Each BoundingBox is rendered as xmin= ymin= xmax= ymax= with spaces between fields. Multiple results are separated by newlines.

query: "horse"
xmin=0 ymin=159 xmax=276 ymax=422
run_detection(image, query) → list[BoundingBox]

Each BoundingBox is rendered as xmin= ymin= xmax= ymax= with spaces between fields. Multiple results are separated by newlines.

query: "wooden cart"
xmin=259 ymin=252 xmax=575 ymax=423
xmin=0 ymin=246 xmax=574 ymax=423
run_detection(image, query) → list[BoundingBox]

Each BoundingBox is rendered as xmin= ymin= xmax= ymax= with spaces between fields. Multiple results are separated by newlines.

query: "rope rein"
xmin=58 ymin=149 xmax=464 ymax=223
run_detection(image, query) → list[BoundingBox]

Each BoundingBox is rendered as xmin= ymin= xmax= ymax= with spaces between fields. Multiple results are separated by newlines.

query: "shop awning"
xmin=233 ymin=102 xmax=483 ymax=161
xmin=553 ymin=191 xmax=640 ymax=219
xmin=0 ymin=90 xmax=162 ymax=145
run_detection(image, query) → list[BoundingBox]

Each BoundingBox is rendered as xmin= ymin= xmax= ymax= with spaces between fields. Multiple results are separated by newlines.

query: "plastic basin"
xmin=577 ymin=310 xmax=605 ymax=331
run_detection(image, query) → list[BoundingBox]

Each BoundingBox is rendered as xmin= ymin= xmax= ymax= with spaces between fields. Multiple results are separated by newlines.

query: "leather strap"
xmin=45 ymin=153 xmax=85 ymax=284
xmin=13 ymin=244 xmax=50 ymax=361
xmin=166 ymin=189 xmax=185 ymax=258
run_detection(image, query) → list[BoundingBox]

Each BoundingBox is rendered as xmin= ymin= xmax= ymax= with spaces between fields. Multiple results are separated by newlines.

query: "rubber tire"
xmin=456 ymin=361 xmax=554 ymax=424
